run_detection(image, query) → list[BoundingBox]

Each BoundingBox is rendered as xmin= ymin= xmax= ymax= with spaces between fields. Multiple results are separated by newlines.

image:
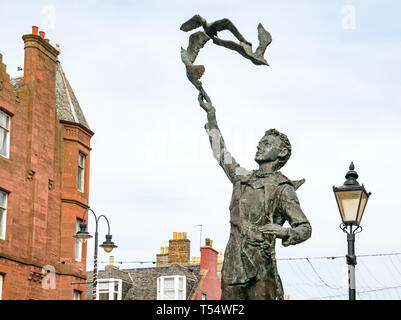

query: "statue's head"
xmin=254 ymin=129 xmax=292 ymax=170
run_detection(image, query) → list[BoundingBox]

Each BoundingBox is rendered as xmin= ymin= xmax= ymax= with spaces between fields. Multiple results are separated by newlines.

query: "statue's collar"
xmin=253 ymin=169 xmax=277 ymax=178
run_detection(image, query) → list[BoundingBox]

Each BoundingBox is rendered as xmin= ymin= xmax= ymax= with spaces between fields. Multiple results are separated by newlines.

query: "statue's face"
xmin=255 ymin=134 xmax=283 ymax=163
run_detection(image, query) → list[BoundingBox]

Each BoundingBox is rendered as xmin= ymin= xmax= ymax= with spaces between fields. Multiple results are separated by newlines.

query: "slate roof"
xmin=55 ymin=62 xmax=90 ymax=131
xmin=86 ymin=268 xmax=134 ymax=300
xmin=10 ymin=62 xmax=91 ymax=132
xmin=86 ymin=264 xmax=202 ymax=300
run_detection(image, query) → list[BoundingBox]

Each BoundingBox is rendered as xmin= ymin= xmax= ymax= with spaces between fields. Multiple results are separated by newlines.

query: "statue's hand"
xmin=198 ymin=93 xmax=216 ymax=113
xmin=259 ymin=224 xmax=288 ymax=239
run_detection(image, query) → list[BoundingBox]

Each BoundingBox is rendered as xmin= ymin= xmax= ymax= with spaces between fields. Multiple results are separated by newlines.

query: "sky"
xmin=1 ymin=0 xmax=400 ymax=277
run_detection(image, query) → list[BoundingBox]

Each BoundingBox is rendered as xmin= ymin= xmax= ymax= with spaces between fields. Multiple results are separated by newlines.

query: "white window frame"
xmin=73 ymin=290 xmax=81 ymax=300
xmin=75 ymin=219 xmax=82 ymax=262
xmin=157 ymin=275 xmax=186 ymax=300
xmin=0 ymin=190 xmax=8 ymax=240
xmin=0 ymin=274 xmax=3 ymax=300
xmin=0 ymin=110 xmax=10 ymax=159
xmin=96 ymin=278 xmax=122 ymax=300
xmin=201 ymin=291 xmax=207 ymax=300
xmin=77 ymin=153 xmax=85 ymax=192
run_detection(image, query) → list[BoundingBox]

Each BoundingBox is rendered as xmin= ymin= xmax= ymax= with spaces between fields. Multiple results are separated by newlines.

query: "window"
xmin=73 ymin=290 xmax=81 ymax=300
xmin=0 ymin=190 xmax=7 ymax=240
xmin=0 ymin=111 xmax=10 ymax=158
xmin=0 ymin=274 xmax=3 ymax=300
xmin=75 ymin=219 xmax=82 ymax=262
xmin=96 ymin=278 xmax=122 ymax=300
xmin=201 ymin=292 xmax=207 ymax=300
xmin=157 ymin=275 xmax=186 ymax=300
xmin=77 ymin=153 xmax=85 ymax=192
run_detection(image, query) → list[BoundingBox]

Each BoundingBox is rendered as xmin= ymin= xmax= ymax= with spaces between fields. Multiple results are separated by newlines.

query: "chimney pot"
xmin=165 ymin=247 xmax=169 ymax=254
xmin=160 ymin=247 xmax=164 ymax=254
xmin=32 ymin=26 xmax=38 ymax=35
xmin=39 ymin=31 xmax=45 ymax=39
xmin=109 ymin=256 xmax=114 ymax=266
xmin=44 ymin=39 xmax=50 ymax=43
xmin=183 ymin=232 xmax=187 ymax=239
xmin=178 ymin=232 xmax=182 ymax=240
xmin=173 ymin=232 xmax=177 ymax=240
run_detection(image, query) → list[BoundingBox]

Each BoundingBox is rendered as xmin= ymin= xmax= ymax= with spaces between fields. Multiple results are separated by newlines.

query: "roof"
xmin=55 ymin=62 xmax=90 ymax=131
xmin=10 ymin=62 xmax=91 ymax=132
xmin=9 ymin=76 xmax=22 ymax=93
xmin=86 ymin=264 xmax=202 ymax=300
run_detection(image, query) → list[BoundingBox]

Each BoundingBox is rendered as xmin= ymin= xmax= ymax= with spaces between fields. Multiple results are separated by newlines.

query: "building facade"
xmin=0 ymin=27 xmax=93 ymax=299
xmin=86 ymin=233 xmax=222 ymax=300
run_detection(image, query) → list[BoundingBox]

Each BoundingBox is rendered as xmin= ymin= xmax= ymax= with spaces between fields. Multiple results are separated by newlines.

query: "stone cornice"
xmin=0 ymin=254 xmax=87 ymax=280
xmin=22 ymin=34 xmax=60 ymax=62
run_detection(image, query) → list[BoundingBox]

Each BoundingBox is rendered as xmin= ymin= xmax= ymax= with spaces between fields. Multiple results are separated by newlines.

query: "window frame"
xmin=157 ymin=275 xmax=187 ymax=300
xmin=0 ymin=110 xmax=11 ymax=159
xmin=0 ymin=190 xmax=8 ymax=240
xmin=0 ymin=274 xmax=3 ymax=300
xmin=77 ymin=152 xmax=86 ymax=192
xmin=73 ymin=290 xmax=81 ymax=300
xmin=96 ymin=278 xmax=122 ymax=300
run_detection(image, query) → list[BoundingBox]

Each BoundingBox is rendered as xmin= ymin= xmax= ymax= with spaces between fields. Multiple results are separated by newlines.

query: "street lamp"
xmin=73 ymin=208 xmax=117 ymax=300
xmin=333 ymin=162 xmax=371 ymax=300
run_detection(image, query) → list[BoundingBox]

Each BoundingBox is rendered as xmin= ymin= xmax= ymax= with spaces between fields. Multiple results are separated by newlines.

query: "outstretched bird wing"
xmin=212 ymin=35 xmax=269 ymax=66
xmin=180 ymin=31 xmax=211 ymax=91
xmin=186 ymin=31 xmax=210 ymax=63
xmin=207 ymin=18 xmax=251 ymax=45
xmin=180 ymin=14 xmax=206 ymax=32
xmin=255 ymin=23 xmax=272 ymax=58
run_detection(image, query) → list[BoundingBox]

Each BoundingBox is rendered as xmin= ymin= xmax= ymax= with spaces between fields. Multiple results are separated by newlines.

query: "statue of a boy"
xmin=198 ymin=94 xmax=312 ymax=300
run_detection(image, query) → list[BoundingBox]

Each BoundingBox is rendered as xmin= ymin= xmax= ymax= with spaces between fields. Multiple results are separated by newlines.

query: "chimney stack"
xmin=156 ymin=245 xmax=169 ymax=267
xmin=200 ymin=238 xmax=218 ymax=272
xmin=205 ymin=238 xmax=213 ymax=247
xmin=105 ymin=256 xmax=118 ymax=271
xmin=168 ymin=231 xmax=190 ymax=265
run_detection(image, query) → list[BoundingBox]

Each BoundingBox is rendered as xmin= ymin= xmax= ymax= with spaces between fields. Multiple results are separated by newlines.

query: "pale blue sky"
xmin=1 ymin=1 xmax=400 ymax=280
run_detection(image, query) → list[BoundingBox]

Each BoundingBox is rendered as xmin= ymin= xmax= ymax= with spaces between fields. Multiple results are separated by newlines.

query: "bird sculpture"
xmin=180 ymin=15 xmax=272 ymax=98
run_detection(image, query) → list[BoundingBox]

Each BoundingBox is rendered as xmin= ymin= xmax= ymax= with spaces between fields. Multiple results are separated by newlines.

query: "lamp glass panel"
xmin=335 ymin=190 xmax=362 ymax=223
xmin=102 ymin=245 xmax=113 ymax=253
xmin=357 ymin=190 xmax=368 ymax=225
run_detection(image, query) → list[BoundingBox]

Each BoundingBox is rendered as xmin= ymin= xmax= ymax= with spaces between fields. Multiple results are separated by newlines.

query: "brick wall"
xmin=0 ymin=29 xmax=91 ymax=300
xmin=195 ymin=242 xmax=221 ymax=300
xmin=168 ymin=232 xmax=190 ymax=265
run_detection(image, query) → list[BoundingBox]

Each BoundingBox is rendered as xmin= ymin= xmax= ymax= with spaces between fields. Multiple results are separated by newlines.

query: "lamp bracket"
xmin=346 ymin=254 xmax=357 ymax=266
xmin=353 ymin=225 xmax=363 ymax=235
xmin=339 ymin=223 xmax=363 ymax=235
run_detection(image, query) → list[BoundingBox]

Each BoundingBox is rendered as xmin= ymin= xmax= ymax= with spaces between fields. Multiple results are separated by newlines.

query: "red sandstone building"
xmin=0 ymin=27 xmax=93 ymax=300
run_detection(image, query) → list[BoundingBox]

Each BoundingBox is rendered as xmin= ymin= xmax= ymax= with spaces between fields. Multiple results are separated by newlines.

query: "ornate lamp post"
xmin=73 ymin=208 xmax=117 ymax=300
xmin=333 ymin=162 xmax=371 ymax=300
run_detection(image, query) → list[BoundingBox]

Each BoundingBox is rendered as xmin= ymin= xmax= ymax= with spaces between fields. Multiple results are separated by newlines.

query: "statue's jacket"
xmin=205 ymin=124 xmax=312 ymax=298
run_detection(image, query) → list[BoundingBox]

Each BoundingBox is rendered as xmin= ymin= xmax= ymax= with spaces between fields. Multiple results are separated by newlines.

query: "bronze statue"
xmin=180 ymin=15 xmax=312 ymax=300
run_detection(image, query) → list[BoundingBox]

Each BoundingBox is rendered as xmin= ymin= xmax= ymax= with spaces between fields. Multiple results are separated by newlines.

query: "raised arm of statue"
xmin=198 ymin=93 xmax=249 ymax=183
